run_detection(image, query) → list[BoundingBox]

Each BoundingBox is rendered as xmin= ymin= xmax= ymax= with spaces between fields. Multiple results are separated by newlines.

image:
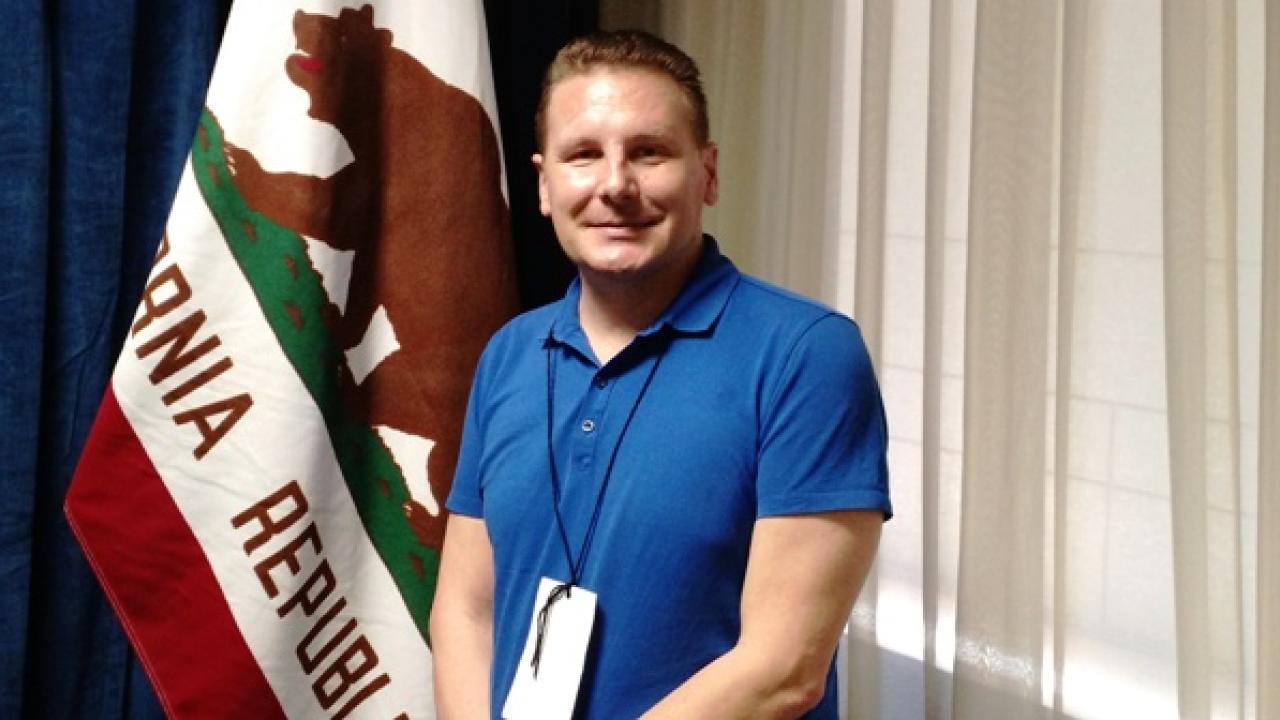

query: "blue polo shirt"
xmin=448 ymin=238 xmax=891 ymax=718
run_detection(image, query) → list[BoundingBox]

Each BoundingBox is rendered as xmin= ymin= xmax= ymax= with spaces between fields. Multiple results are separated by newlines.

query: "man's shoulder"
xmin=483 ymin=289 xmax=570 ymax=343
xmin=733 ymin=272 xmax=837 ymax=314
xmin=491 ymin=298 xmax=562 ymax=342
xmin=725 ymin=271 xmax=861 ymax=340
xmin=474 ymin=297 xmax=564 ymax=372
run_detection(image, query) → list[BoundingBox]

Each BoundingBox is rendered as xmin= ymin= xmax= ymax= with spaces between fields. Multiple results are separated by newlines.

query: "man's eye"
xmin=635 ymin=146 xmax=665 ymax=161
xmin=565 ymin=149 xmax=600 ymax=163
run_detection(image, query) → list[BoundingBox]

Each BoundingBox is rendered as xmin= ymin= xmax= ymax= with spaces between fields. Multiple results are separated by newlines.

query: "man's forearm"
xmin=430 ymin=608 xmax=493 ymax=719
xmin=642 ymin=511 xmax=881 ymax=719
xmin=640 ymin=643 xmax=827 ymax=720
xmin=431 ymin=514 xmax=496 ymax=718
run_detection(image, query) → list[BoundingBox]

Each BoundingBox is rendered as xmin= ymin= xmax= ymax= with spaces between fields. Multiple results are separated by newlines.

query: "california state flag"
xmin=65 ymin=1 xmax=515 ymax=716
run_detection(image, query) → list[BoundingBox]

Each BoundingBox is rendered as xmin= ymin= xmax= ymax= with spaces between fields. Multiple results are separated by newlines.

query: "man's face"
xmin=533 ymin=68 xmax=718 ymax=286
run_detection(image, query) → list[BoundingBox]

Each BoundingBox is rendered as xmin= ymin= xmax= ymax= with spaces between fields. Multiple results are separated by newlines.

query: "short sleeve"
xmin=445 ymin=348 xmax=491 ymax=519
xmin=756 ymin=314 xmax=892 ymax=519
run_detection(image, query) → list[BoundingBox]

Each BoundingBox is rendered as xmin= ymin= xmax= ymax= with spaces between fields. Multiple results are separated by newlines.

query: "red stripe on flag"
xmin=66 ymin=386 xmax=285 ymax=719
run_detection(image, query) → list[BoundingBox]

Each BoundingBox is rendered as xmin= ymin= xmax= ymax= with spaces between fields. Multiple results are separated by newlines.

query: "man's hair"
xmin=535 ymin=30 xmax=710 ymax=150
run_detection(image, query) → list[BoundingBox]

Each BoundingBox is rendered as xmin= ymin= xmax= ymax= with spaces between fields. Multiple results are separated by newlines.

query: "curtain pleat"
xmin=954 ymin=1 xmax=1058 ymax=716
xmin=1052 ymin=1 xmax=1089 ymax=716
xmin=922 ymin=1 xmax=951 ymax=718
xmin=854 ymin=0 xmax=892 ymax=360
xmin=1161 ymin=2 xmax=1246 ymax=716
xmin=0 ymin=0 xmax=224 ymax=716
xmin=25 ymin=1 xmax=145 ymax=715
xmin=0 ymin=2 xmax=52 ymax=711
xmin=847 ymin=3 xmax=894 ymax=717
xmin=760 ymin=1 xmax=836 ymax=295
xmin=1219 ymin=6 xmax=1247 ymax=715
xmin=638 ymin=0 xmax=766 ymax=272
xmin=1257 ymin=2 xmax=1280 ymax=716
xmin=1158 ymin=12 xmax=1211 ymax=713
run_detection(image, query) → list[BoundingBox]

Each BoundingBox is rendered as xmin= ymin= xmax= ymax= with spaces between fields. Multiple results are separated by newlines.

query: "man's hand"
xmin=641 ymin=509 xmax=882 ymax=719
xmin=430 ymin=514 xmax=495 ymax=719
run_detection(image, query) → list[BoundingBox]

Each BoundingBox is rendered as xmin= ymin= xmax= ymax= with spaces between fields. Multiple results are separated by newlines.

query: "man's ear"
xmin=701 ymin=142 xmax=719 ymax=206
xmin=532 ymin=153 xmax=551 ymax=217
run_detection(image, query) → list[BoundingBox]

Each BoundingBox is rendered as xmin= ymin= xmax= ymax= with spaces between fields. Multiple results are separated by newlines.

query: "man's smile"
xmin=585 ymin=218 xmax=661 ymax=229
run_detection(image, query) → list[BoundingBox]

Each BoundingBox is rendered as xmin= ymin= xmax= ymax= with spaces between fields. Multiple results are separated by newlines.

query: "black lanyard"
xmin=531 ymin=334 xmax=666 ymax=678
xmin=544 ymin=336 xmax=666 ymax=587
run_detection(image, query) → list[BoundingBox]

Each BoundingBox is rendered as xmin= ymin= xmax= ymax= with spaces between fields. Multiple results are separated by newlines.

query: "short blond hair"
xmin=535 ymin=30 xmax=709 ymax=150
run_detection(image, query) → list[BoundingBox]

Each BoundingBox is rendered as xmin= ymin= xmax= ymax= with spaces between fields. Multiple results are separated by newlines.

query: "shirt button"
xmin=594 ymin=376 xmax=608 ymax=389
xmin=581 ymin=419 xmax=596 ymax=433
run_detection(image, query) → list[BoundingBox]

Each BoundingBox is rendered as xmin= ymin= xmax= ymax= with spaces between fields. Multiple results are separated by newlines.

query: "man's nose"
xmin=599 ymin=155 xmax=638 ymax=201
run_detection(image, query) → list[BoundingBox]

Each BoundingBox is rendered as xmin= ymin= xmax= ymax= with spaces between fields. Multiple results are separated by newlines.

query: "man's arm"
xmin=430 ymin=514 xmax=495 ymax=719
xmin=641 ymin=509 xmax=882 ymax=719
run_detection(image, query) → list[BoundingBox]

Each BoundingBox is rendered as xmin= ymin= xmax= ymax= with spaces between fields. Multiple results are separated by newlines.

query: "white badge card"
xmin=501 ymin=577 xmax=598 ymax=720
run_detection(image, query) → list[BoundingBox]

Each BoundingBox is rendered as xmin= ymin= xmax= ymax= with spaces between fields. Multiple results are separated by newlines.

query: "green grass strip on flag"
xmin=191 ymin=108 xmax=439 ymax=643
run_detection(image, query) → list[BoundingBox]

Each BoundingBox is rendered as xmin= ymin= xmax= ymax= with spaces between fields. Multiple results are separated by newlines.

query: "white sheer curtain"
xmin=600 ymin=1 xmax=1277 ymax=718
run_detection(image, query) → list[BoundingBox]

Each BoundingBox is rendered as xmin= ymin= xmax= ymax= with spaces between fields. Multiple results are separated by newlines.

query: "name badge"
xmin=501 ymin=577 xmax=597 ymax=720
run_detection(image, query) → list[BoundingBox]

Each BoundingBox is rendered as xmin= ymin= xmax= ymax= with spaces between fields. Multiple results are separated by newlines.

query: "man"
xmin=430 ymin=30 xmax=890 ymax=719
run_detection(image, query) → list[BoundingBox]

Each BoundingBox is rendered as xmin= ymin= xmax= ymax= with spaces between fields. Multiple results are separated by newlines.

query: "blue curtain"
xmin=0 ymin=1 xmax=226 ymax=716
xmin=0 ymin=1 xmax=594 ymax=716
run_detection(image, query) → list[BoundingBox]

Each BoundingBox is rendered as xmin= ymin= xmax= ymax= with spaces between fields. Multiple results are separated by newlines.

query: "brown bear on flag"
xmin=223 ymin=4 xmax=515 ymax=553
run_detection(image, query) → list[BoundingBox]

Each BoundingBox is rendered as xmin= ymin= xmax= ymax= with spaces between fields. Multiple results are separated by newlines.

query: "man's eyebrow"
xmin=627 ymin=132 xmax=679 ymax=145
xmin=549 ymin=135 xmax=597 ymax=154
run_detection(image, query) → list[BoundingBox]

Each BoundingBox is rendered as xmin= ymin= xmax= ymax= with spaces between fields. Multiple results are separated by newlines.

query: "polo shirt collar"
xmin=544 ymin=235 xmax=740 ymax=356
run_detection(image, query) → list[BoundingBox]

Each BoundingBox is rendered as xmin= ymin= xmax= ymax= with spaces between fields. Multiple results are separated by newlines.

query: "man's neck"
xmin=576 ymin=240 xmax=704 ymax=365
